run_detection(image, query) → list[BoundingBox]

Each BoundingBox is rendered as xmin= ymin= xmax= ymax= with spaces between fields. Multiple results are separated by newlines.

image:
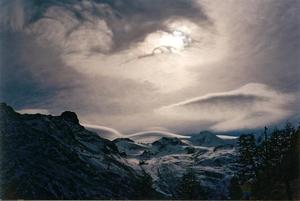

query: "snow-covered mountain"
xmin=114 ymin=133 xmax=238 ymax=198
xmin=0 ymin=103 xmax=238 ymax=199
xmin=188 ymin=131 xmax=236 ymax=147
xmin=128 ymin=130 xmax=190 ymax=143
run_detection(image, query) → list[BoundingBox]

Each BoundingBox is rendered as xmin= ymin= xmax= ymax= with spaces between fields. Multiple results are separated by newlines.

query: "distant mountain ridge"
xmin=189 ymin=131 xmax=236 ymax=147
xmin=113 ymin=132 xmax=238 ymax=198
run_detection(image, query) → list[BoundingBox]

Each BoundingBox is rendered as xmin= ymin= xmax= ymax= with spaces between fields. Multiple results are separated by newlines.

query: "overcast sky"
xmin=1 ymin=0 xmax=299 ymax=134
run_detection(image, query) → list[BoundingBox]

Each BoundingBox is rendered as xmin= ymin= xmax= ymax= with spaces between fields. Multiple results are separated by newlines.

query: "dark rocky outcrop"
xmin=0 ymin=103 xmax=141 ymax=199
xmin=61 ymin=111 xmax=79 ymax=124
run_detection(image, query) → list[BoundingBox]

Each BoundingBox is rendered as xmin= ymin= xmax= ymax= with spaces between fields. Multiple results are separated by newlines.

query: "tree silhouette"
xmin=237 ymin=134 xmax=258 ymax=183
xmin=176 ymin=169 xmax=208 ymax=200
xmin=133 ymin=170 xmax=162 ymax=200
xmin=228 ymin=176 xmax=242 ymax=200
xmin=235 ymin=123 xmax=300 ymax=200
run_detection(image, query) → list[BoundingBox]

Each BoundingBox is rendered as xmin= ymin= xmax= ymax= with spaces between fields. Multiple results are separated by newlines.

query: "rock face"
xmin=0 ymin=103 xmax=139 ymax=199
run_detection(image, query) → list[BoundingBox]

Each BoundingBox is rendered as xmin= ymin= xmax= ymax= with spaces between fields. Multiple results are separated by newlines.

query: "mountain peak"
xmin=113 ymin=138 xmax=134 ymax=143
xmin=60 ymin=111 xmax=79 ymax=124
xmin=0 ymin=102 xmax=17 ymax=117
xmin=189 ymin=131 xmax=226 ymax=147
xmin=152 ymin=137 xmax=185 ymax=146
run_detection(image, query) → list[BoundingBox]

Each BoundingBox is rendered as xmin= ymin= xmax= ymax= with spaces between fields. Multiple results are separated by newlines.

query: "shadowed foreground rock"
xmin=0 ymin=103 xmax=141 ymax=199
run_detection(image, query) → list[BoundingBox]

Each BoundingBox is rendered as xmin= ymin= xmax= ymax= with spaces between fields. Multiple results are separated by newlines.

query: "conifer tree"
xmin=228 ymin=176 xmax=242 ymax=200
xmin=176 ymin=169 xmax=208 ymax=200
xmin=237 ymin=134 xmax=258 ymax=182
xmin=234 ymin=124 xmax=300 ymax=200
xmin=252 ymin=123 xmax=299 ymax=200
xmin=136 ymin=170 xmax=154 ymax=199
xmin=134 ymin=170 xmax=159 ymax=199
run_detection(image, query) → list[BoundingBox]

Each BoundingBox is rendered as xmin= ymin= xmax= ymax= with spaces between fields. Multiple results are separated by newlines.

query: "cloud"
xmin=198 ymin=0 xmax=300 ymax=92
xmin=0 ymin=0 xmax=210 ymax=53
xmin=0 ymin=0 xmax=299 ymax=134
xmin=158 ymin=83 xmax=296 ymax=131
xmin=1 ymin=0 xmax=214 ymax=95
xmin=17 ymin=108 xmax=50 ymax=115
xmin=82 ymin=123 xmax=122 ymax=140
xmin=0 ymin=0 xmax=26 ymax=31
xmin=128 ymin=130 xmax=190 ymax=143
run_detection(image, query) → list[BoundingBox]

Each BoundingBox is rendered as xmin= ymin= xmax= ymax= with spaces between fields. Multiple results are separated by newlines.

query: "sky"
xmin=0 ymin=0 xmax=299 ymax=135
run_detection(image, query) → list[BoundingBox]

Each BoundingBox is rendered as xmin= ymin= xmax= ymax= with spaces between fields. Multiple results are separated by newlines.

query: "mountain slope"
xmin=0 ymin=103 xmax=140 ymax=199
xmin=114 ymin=135 xmax=238 ymax=198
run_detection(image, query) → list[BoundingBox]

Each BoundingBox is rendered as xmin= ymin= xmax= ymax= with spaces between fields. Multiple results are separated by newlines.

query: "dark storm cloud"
xmin=0 ymin=30 xmax=159 ymax=116
xmin=0 ymin=0 xmax=210 ymax=52
xmin=0 ymin=31 xmax=83 ymax=109
xmin=100 ymin=0 xmax=210 ymax=51
xmin=0 ymin=0 xmax=207 ymax=107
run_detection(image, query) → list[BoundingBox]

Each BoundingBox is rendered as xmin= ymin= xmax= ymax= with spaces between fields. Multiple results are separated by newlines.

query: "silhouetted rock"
xmin=0 ymin=102 xmax=17 ymax=118
xmin=61 ymin=111 xmax=79 ymax=124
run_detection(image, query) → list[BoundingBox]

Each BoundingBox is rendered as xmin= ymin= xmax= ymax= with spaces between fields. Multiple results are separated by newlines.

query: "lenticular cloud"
xmin=158 ymin=83 xmax=296 ymax=131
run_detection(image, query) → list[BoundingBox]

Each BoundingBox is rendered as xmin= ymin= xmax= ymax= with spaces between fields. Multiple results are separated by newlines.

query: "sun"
xmin=156 ymin=30 xmax=192 ymax=53
xmin=139 ymin=29 xmax=192 ymax=56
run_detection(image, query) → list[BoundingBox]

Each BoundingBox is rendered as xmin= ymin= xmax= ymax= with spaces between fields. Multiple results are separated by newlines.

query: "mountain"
xmin=0 ymin=103 xmax=142 ymax=199
xmin=0 ymin=103 xmax=239 ymax=199
xmin=188 ymin=131 xmax=236 ymax=147
xmin=114 ymin=135 xmax=238 ymax=198
xmin=128 ymin=130 xmax=190 ymax=143
xmin=113 ymin=138 xmax=147 ymax=156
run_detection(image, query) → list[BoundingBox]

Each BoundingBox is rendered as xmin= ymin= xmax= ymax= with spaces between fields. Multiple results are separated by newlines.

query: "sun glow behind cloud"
xmin=151 ymin=30 xmax=192 ymax=53
xmin=61 ymin=17 xmax=221 ymax=94
xmin=1 ymin=0 xmax=299 ymax=134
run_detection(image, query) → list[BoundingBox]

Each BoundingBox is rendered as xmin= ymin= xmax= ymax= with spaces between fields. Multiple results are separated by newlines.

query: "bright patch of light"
xmin=156 ymin=30 xmax=192 ymax=52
